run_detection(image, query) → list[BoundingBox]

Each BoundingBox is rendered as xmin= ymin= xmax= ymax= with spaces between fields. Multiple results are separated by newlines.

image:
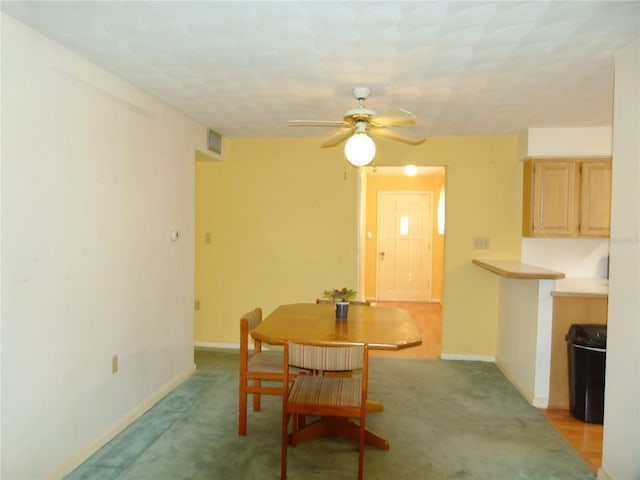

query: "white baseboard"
xmin=47 ymin=364 xmax=196 ymax=479
xmin=194 ymin=342 xmax=281 ymax=352
xmin=370 ymin=299 xmax=442 ymax=304
xmin=597 ymin=467 xmax=612 ymax=480
xmin=440 ymin=353 xmax=495 ymax=362
xmin=195 ymin=341 xmax=239 ymax=350
xmin=495 ymin=357 xmax=549 ymax=408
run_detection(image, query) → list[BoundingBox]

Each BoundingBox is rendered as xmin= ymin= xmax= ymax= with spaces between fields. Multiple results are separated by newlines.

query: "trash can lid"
xmin=566 ymin=324 xmax=607 ymax=348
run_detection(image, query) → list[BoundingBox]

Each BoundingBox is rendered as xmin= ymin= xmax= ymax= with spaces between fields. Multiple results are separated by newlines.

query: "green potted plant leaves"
xmin=322 ymin=287 xmax=357 ymax=320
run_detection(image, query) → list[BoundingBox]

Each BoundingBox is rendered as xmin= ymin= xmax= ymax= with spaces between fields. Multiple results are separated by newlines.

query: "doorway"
xmin=359 ymin=166 xmax=445 ymax=303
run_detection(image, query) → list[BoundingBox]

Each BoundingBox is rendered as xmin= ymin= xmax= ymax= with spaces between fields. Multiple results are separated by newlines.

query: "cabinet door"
xmin=532 ymin=160 xmax=580 ymax=237
xmin=579 ymin=161 xmax=611 ymax=237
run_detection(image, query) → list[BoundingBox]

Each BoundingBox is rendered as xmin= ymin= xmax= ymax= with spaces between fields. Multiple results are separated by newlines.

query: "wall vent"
xmin=207 ymin=128 xmax=223 ymax=156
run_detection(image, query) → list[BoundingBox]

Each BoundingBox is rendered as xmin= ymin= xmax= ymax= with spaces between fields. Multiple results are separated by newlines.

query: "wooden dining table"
xmin=251 ymin=302 xmax=422 ymax=450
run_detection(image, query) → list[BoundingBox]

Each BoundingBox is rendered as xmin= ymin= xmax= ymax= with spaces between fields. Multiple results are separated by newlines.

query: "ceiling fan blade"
xmin=289 ymin=120 xmax=349 ymax=128
xmin=371 ymin=115 xmax=416 ymax=127
xmin=321 ymin=128 xmax=354 ymax=148
xmin=371 ymin=127 xmax=426 ymax=145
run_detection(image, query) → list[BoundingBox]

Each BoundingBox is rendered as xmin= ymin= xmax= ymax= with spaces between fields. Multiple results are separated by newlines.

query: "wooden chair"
xmin=281 ymin=341 xmax=369 ymax=480
xmin=238 ymin=308 xmax=304 ymax=436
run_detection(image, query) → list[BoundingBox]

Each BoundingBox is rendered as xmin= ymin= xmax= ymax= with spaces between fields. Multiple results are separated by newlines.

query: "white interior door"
xmin=377 ymin=191 xmax=433 ymax=301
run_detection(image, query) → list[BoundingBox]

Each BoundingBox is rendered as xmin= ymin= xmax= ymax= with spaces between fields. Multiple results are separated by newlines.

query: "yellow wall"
xmin=195 ymin=136 xmax=521 ymax=357
xmin=363 ymin=174 xmax=445 ymax=301
xmin=195 ymin=139 xmax=359 ymax=344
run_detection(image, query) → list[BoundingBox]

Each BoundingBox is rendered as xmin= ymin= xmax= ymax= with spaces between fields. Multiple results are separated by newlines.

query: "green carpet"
xmin=66 ymin=350 xmax=595 ymax=479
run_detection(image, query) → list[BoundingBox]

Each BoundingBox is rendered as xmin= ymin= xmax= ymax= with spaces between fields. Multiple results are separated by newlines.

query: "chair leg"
xmin=297 ymin=413 xmax=306 ymax=430
xmin=252 ymin=379 xmax=261 ymax=411
xmin=281 ymin=411 xmax=290 ymax=480
xmin=358 ymin=416 xmax=365 ymax=480
xmin=238 ymin=382 xmax=247 ymax=436
xmin=291 ymin=414 xmax=298 ymax=447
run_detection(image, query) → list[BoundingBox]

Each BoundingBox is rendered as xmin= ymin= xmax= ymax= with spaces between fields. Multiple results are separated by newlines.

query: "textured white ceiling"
xmin=2 ymin=1 xmax=639 ymax=140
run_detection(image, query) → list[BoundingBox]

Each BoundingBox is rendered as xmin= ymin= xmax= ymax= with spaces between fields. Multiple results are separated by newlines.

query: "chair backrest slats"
xmin=240 ymin=308 xmax=263 ymax=358
xmin=244 ymin=308 xmax=262 ymax=331
xmin=287 ymin=342 xmax=364 ymax=371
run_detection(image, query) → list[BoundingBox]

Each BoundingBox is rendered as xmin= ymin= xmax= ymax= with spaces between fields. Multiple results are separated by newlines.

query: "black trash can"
xmin=566 ymin=324 xmax=607 ymax=424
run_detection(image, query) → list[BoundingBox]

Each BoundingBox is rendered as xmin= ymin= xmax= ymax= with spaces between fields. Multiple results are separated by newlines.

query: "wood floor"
xmin=373 ymin=301 xmax=602 ymax=473
xmin=542 ymin=408 xmax=603 ymax=473
xmin=370 ymin=301 xmax=442 ymax=359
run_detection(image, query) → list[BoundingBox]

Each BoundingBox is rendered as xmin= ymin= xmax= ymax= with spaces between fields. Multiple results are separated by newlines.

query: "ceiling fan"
xmin=289 ymin=87 xmax=426 ymax=166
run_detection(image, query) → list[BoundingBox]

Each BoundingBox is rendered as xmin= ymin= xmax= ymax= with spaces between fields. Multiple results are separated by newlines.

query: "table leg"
xmin=290 ymin=417 xmax=390 ymax=451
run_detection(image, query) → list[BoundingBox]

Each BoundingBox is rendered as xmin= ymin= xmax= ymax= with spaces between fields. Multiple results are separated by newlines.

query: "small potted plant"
xmin=322 ymin=287 xmax=357 ymax=320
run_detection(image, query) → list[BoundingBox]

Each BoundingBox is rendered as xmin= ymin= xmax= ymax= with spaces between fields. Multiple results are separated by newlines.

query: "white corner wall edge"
xmin=46 ymin=364 xmax=196 ymax=479
xmin=440 ymin=354 xmax=495 ymax=362
xmin=494 ymin=278 xmax=552 ymax=408
xmin=495 ymin=356 xmax=549 ymax=408
xmin=597 ymin=467 xmax=612 ymax=480
xmin=600 ymin=37 xmax=640 ymax=480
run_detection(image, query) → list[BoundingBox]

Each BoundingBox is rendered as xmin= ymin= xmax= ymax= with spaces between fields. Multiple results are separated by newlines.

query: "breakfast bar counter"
xmin=474 ymin=259 xmax=610 ymax=409
xmin=473 ymin=259 xmax=564 ymax=407
xmin=473 ymin=259 xmax=565 ymax=280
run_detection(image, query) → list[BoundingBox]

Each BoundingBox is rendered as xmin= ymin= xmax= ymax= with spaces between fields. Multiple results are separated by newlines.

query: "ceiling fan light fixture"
xmin=344 ymin=133 xmax=376 ymax=167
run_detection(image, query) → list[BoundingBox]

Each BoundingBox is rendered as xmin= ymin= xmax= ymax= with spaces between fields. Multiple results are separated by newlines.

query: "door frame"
xmin=357 ymin=166 xmax=446 ymax=303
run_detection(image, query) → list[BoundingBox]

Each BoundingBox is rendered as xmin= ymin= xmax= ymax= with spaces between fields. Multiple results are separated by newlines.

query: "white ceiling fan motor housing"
xmin=352 ymin=87 xmax=370 ymax=100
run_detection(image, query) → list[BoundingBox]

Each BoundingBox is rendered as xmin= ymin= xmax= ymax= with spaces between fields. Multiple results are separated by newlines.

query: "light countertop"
xmin=552 ymin=278 xmax=609 ymax=298
xmin=472 ymin=259 xmax=608 ymax=297
xmin=472 ymin=259 xmax=565 ymax=280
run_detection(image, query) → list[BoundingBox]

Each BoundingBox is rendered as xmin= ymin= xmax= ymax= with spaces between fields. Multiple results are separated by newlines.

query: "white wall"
xmin=520 ymin=127 xmax=612 ymax=159
xmin=599 ymin=38 xmax=640 ymax=480
xmin=521 ymin=238 xmax=610 ymax=278
xmin=1 ymin=14 xmax=206 ymax=478
xmin=495 ymin=278 xmax=554 ymax=407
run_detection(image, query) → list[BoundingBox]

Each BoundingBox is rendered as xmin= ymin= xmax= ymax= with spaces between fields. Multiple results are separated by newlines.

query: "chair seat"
xmin=248 ymin=351 xmax=306 ymax=375
xmin=289 ymin=375 xmax=362 ymax=408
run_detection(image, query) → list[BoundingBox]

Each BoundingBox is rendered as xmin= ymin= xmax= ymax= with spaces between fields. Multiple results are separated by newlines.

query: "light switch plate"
xmin=473 ymin=237 xmax=490 ymax=249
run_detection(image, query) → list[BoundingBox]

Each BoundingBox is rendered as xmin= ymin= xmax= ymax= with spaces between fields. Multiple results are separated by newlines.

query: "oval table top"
xmin=251 ymin=302 xmax=422 ymax=351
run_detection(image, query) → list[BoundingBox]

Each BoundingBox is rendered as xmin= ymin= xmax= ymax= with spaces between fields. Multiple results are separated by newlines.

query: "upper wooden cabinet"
xmin=579 ymin=161 xmax=612 ymax=237
xmin=522 ymin=158 xmax=612 ymax=238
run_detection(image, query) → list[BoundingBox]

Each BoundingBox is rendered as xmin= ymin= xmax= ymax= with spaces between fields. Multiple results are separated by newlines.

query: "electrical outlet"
xmin=112 ymin=354 xmax=119 ymax=374
xmin=473 ymin=237 xmax=490 ymax=249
